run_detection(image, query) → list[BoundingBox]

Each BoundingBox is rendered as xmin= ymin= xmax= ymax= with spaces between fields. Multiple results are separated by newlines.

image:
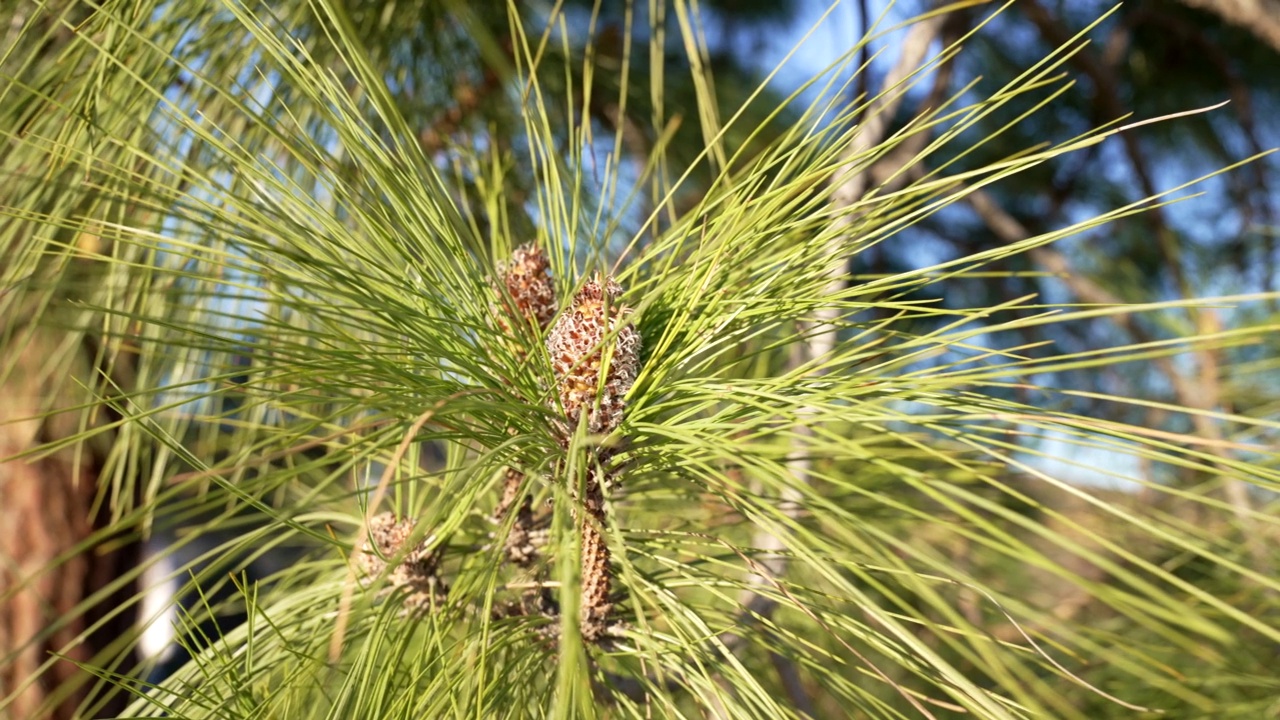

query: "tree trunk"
xmin=0 ymin=327 xmax=138 ymax=720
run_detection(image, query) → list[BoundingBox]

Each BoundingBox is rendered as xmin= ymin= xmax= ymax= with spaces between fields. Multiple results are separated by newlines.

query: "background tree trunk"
xmin=1 ymin=327 xmax=138 ymax=720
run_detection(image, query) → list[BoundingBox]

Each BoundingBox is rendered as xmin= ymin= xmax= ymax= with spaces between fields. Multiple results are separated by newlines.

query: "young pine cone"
xmin=496 ymin=243 xmax=558 ymax=331
xmin=492 ymin=245 xmax=558 ymax=565
xmin=493 ymin=467 xmax=541 ymax=566
xmin=354 ymin=513 xmax=447 ymax=609
xmin=546 ymin=276 xmax=640 ymax=437
xmin=578 ymin=467 xmax=613 ymax=643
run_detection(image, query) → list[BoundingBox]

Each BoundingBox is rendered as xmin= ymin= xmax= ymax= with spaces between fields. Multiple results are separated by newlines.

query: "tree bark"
xmin=0 ymin=327 xmax=138 ymax=720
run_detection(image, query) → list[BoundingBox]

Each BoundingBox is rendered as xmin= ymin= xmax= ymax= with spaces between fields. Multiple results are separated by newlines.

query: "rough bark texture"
xmin=0 ymin=329 xmax=138 ymax=720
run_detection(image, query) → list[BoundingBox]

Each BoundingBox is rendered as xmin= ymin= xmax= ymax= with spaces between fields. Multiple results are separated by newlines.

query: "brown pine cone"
xmin=546 ymin=276 xmax=640 ymax=437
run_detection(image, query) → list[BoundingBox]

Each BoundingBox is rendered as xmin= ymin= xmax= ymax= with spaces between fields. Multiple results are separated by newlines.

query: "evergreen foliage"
xmin=2 ymin=1 xmax=1278 ymax=718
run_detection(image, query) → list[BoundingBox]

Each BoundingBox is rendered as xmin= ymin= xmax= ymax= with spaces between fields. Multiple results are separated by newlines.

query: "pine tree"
xmin=2 ymin=2 xmax=1278 ymax=718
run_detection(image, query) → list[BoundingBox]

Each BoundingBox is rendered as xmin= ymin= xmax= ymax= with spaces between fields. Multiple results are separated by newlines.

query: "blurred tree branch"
xmin=964 ymin=185 xmax=1272 ymax=573
xmin=1178 ymin=0 xmax=1280 ymax=53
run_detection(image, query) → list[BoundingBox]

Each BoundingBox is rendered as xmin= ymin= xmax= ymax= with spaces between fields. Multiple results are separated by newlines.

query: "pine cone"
xmin=354 ymin=512 xmax=415 ymax=579
xmin=491 ymin=245 xmax=558 ymax=567
xmin=497 ymin=243 xmax=557 ymax=330
xmin=578 ymin=468 xmax=613 ymax=643
xmin=354 ymin=513 xmax=447 ymax=607
xmin=495 ymin=467 xmax=539 ymax=566
xmin=546 ymin=276 xmax=640 ymax=437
